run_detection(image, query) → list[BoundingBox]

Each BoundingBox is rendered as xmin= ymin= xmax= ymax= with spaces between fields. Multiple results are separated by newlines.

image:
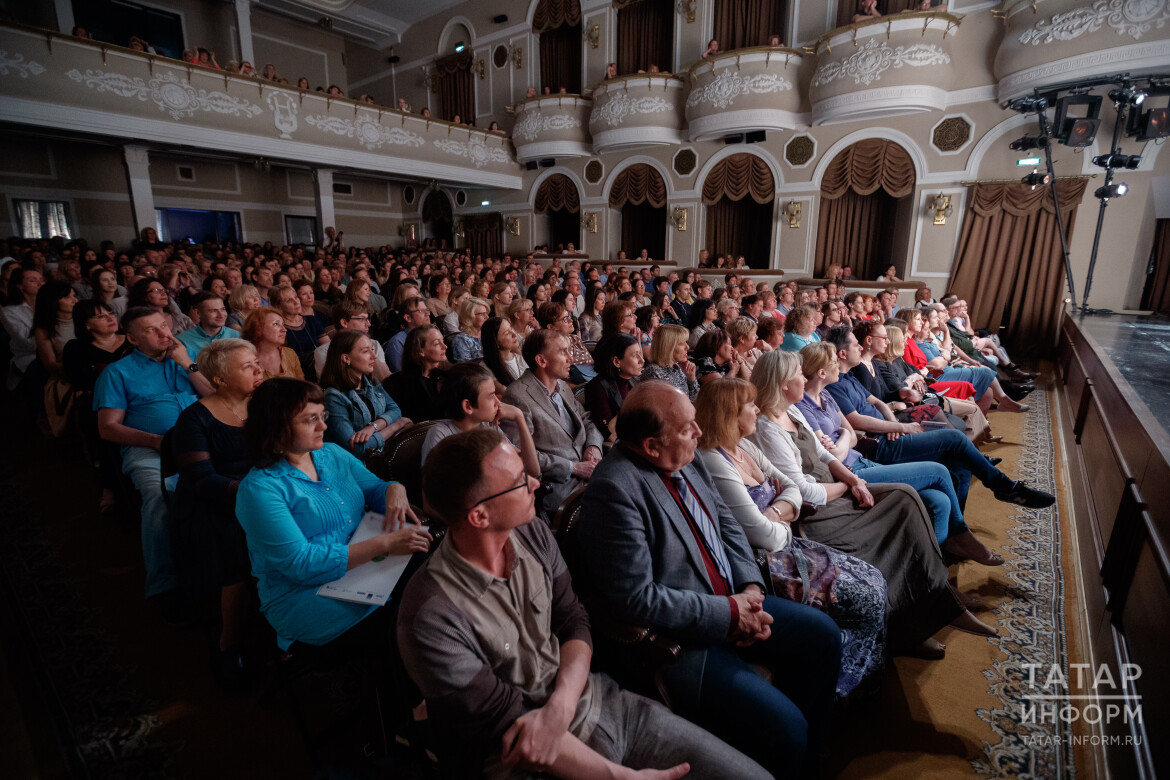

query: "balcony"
xmin=0 ymin=22 xmax=522 ymax=189
xmin=588 ymin=74 xmax=686 ymax=152
xmin=511 ymin=94 xmax=593 ymax=163
xmin=684 ymin=47 xmax=804 ymax=142
xmin=995 ymin=0 xmax=1170 ymax=101
xmin=808 ymin=11 xmax=962 ymax=126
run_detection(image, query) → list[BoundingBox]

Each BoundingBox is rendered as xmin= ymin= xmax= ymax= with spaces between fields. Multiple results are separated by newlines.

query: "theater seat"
xmin=365 ymin=420 xmax=442 ymax=505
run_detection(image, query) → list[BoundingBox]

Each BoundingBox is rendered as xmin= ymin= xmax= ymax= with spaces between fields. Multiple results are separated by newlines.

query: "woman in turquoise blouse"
xmin=236 ymin=378 xmax=432 ymax=650
xmin=780 ymin=305 xmax=820 ymax=352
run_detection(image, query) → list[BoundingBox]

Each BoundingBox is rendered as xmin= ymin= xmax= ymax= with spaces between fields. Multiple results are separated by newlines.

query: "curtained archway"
xmin=702 ymin=153 xmax=775 ymax=269
xmin=534 ymin=0 xmax=582 ymax=93
xmin=435 ymin=50 xmax=474 ymax=122
xmin=422 ymin=190 xmax=453 ymax=248
xmin=464 ymin=213 xmax=503 ymax=260
xmin=815 ymin=138 xmax=915 ymax=279
xmin=947 ymin=179 xmax=1088 ymax=354
xmin=616 ymin=0 xmax=674 ymax=74
xmin=713 ymin=0 xmax=788 ymax=49
xmin=609 ymin=164 xmax=667 ymax=262
xmin=534 ymin=174 xmax=581 ymax=249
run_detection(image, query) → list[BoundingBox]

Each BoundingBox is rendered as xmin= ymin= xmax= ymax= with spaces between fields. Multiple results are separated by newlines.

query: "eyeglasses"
xmin=558 ymin=315 xmax=573 ymax=323
xmin=469 ymin=473 xmax=534 ymax=509
xmin=296 ymin=411 xmax=329 ymax=425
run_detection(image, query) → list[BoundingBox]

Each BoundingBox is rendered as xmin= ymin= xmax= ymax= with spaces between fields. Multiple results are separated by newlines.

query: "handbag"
xmin=765 ymin=537 xmax=839 ymax=610
xmin=43 ymin=377 xmax=78 ymax=437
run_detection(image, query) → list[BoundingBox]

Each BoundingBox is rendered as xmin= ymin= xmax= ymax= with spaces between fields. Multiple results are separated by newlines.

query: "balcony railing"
xmin=994 ymin=0 xmax=1170 ymax=101
xmin=588 ymin=74 xmax=686 ymax=152
xmin=808 ymin=11 xmax=962 ymax=126
xmin=684 ymin=47 xmax=804 ymax=142
xmin=510 ymin=94 xmax=593 ymax=162
xmin=0 ymin=22 xmax=522 ymax=189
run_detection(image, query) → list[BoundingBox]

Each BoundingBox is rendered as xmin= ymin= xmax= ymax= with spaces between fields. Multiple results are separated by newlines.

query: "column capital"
xmin=123 ymin=145 xmax=151 ymax=167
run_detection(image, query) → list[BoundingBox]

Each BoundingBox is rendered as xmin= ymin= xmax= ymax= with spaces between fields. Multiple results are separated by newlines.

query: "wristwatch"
xmin=186 ymin=362 xmax=199 ymax=373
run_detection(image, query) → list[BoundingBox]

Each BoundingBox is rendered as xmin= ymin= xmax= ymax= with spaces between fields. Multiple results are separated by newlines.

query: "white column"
xmin=234 ymin=0 xmax=256 ymax=67
xmin=313 ymin=168 xmax=336 ymax=245
xmin=122 ymin=145 xmax=155 ymax=237
xmin=54 ymin=0 xmax=75 ymax=34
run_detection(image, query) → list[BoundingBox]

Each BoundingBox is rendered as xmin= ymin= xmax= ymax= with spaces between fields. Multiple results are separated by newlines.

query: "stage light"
xmin=1008 ymin=96 xmax=1047 ymax=113
xmin=1109 ymin=87 xmax=1147 ymax=106
xmin=1021 ymin=169 xmax=1051 ymax=188
xmin=1053 ymin=94 xmax=1102 ymax=148
xmin=1129 ymin=106 xmax=1170 ymax=140
xmin=1010 ymin=136 xmax=1048 ymax=151
xmin=1094 ymin=183 xmax=1129 ymax=199
xmin=1092 ymin=154 xmax=1142 ymax=170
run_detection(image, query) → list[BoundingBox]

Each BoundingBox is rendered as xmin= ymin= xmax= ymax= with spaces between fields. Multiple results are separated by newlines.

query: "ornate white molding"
xmin=266 ymin=92 xmax=298 ymax=139
xmin=512 ymin=111 xmax=582 ymax=142
xmin=433 ymin=137 xmax=511 ymax=168
xmin=305 ymin=113 xmax=426 ymax=151
xmin=65 ymin=69 xmax=262 ymax=121
xmin=812 ymin=39 xmax=951 ymax=87
xmin=685 ymin=69 xmax=793 ymax=110
xmin=0 ymin=51 xmax=44 ymax=78
xmin=592 ymin=93 xmax=673 ymax=127
xmin=1018 ymin=0 xmax=1170 ymax=45
xmin=811 ymin=85 xmax=948 ymax=125
xmin=996 ymin=37 xmax=1170 ymax=99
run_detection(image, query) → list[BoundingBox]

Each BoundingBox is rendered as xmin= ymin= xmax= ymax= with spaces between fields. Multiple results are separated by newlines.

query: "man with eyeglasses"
xmin=385 ymin=296 xmax=432 ymax=372
xmin=312 ymin=300 xmax=389 ymax=382
xmin=399 ymin=427 xmax=769 ymax=779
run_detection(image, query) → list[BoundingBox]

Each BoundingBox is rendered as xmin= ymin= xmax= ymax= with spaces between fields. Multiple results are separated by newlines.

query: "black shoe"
xmin=987 ymin=456 xmax=1003 ymax=466
xmin=994 ymin=481 xmax=1055 ymax=509
xmin=1004 ymin=384 xmax=1034 ymax=402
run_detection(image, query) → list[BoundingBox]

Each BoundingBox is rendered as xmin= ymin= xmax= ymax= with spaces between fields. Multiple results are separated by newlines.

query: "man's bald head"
xmin=617 ymin=382 xmax=700 ymax=471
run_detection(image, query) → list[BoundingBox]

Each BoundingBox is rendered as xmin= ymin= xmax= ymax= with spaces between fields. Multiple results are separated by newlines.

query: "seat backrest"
xmin=367 ymin=420 xmax=442 ymax=505
xmin=551 ymin=487 xmax=587 ymax=584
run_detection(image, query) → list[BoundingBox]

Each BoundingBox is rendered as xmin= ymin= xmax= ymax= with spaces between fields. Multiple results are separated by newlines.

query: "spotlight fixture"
xmin=1092 ymin=153 xmax=1142 ymax=170
xmin=1010 ymin=135 xmax=1049 ymax=151
xmin=1108 ymin=87 xmax=1147 ymax=106
xmin=1021 ymin=169 xmax=1051 ymax=188
xmin=1008 ymin=95 xmax=1048 ymax=113
xmin=1053 ymin=94 xmax=1102 ymax=148
xmin=1094 ymin=183 xmax=1129 ymax=199
xmin=1128 ymin=106 xmax=1170 ymax=141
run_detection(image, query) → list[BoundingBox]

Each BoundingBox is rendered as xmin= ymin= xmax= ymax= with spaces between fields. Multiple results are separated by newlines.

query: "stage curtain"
xmin=706 ymin=196 xmax=772 ymax=269
xmin=464 ymin=213 xmax=502 ymax=259
xmin=820 ymin=138 xmax=914 ymax=199
xmin=535 ymin=174 xmax=581 ymax=213
xmin=609 ymin=164 xmax=667 ymax=208
xmin=713 ymin=0 xmax=786 ymax=50
xmin=539 ymin=23 xmax=582 ymax=92
xmin=701 ymin=153 xmax=775 ymax=205
xmin=533 ymin=0 xmax=581 ymax=32
xmin=422 ymin=191 xmax=452 ymax=222
xmin=814 ymin=189 xmax=898 ymax=280
xmin=616 ymin=0 xmax=673 ymax=75
xmin=946 ymin=179 xmax=1089 ymax=355
xmin=436 ymin=51 xmax=474 ymax=122
xmin=1142 ymin=219 xmax=1170 ymax=315
xmin=621 ymin=202 xmax=666 ymax=261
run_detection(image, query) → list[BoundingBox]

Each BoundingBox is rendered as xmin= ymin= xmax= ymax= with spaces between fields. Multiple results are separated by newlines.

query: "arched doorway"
xmin=702 ymin=153 xmax=775 ymax=269
xmin=814 ymin=139 xmax=915 ymax=279
xmin=534 ymin=174 xmax=581 ymax=250
xmin=422 ymin=190 xmax=453 ymax=249
xmin=616 ymin=0 xmax=673 ymax=74
xmin=435 ymin=22 xmax=474 ymax=122
xmin=533 ymin=0 xmax=582 ymax=93
xmin=609 ymin=163 xmax=667 ymax=261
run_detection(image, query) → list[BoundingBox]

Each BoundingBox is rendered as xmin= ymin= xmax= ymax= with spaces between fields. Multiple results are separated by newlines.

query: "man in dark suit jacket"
xmin=503 ymin=329 xmax=604 ymax=517
xmin=577 ymin=381 xmax=842 ymax=778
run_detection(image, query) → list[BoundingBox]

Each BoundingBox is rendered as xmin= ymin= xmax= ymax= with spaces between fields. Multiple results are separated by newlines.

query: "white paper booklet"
xmin=316 ymin=511 xmax=419 ymax=606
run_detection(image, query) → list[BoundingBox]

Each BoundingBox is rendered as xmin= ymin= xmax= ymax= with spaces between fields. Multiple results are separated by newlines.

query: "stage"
xmin=1071 ymin=312 xmax=1170 ymax=438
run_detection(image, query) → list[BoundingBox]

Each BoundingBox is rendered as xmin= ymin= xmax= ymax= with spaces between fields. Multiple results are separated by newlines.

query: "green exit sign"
xmin=1017 ymin=157 xmax=1042 ymax=166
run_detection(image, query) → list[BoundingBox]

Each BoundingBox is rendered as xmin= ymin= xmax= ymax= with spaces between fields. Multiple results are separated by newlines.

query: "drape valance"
xmin=820 ymin=139 xmax=915 ymax=200
xmin=434 ymin=51 xmax=472 ymax=75
xmin=701 ymin=153 xmax=775 ymax=205
xmin=966 ymin=179 xmax=1088 ymax=217
xmin=609 ymin=164 xmax=667 ymax=208
xmin=422 ymin=191 xmax=452 ymax=222
xmin=464 ymin=213 xmax=502 ymax=259
xmin=535 ymin=174 xmax=581 ymax=213
xmin=533 ymin=0 xmax=582 ymax=32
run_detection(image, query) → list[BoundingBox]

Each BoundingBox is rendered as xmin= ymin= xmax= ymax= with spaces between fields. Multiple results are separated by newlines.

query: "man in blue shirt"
xmin=95 ymin=307 xmax=214 ymax=609
xmin=822 ymin=325 xmax=1053 ymax=510
xmin=177 ymin=291 xmax=240 ymax=362
xmin=385 ymin=296 xmax=431 ymax=373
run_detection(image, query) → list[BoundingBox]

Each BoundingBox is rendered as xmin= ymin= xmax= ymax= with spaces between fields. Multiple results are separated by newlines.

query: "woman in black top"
xmin=383 ymin=324 xmax=447 ymax=423
xmin=272 ymin=284 xmax=327 ymax=379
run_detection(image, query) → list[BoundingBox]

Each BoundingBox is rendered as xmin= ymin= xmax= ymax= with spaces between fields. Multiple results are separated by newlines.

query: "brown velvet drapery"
xmin=617 ymin=0 xmax=674 ymax=75
xmin=534 ymin=174 xmax=581 ymax=213
xmin=706 ymin=197 xmax=772 ymax=269
xmin=947 ymin=179 xmax=1088 ymax=354
xmin=815 ymin=139 xmax=914 ymax=278
xmin=701 ymin=153 xmax=775 ymax=205
xmin=422 ymin=190 xmax=452 ymax=222
xmin=533 ymin=0 xmax=581 ymax=32
xmin=609 ymin=164 xmax=667 ymax=208
xmin=464 ymin=213 xmax=503 ymax=259
xmin=1142 ymin=219 xmax=1170 ymax=315
xmin=539 ymin=23 xmax=582 ymax=93
xmin=621 ymin=202 xmax=666 ymax=261
xmin=837 ymin=0 xmax=921 ymax=26
xmin=435 ymin=51 xmax=474 ymax=122
xmin=713 ymin=0 xmax=787 ymax=50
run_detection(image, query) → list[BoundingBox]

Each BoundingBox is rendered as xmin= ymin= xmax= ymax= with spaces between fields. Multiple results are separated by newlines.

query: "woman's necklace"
xmin=217 ymin=394 xmax=247 ymax=424
xmin=725 ymin=445 xmax=749 ymax=465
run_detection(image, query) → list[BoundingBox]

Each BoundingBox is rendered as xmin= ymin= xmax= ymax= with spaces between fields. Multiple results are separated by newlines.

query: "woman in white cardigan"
xmin=694 ymin=377 xmax=887 ymax=697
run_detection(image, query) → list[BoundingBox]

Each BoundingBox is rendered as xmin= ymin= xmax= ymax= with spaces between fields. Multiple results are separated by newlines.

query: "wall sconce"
xmin=669 ymin=206 xmax=688 ymax=231
xmin=782 ymin=200 xmax=801 ymax=229
xmin=477 ymin=59 xmax=486 ymax=80
xmin=452 ymin=218 xmax=465 ymax=238
xmin=581 ymin=212 xmax=598 ymax=233
xmin=505 ymin=216 xmax=521 ymax=236
xmin=676 ymin=0 xmax=697 ymax=23
xmin=931 ymin=193 xmax=953 ymax=225
xmin=586 ymin=23 xmax=600 ymax=50
xmin=512 ymin=46 xmax=523 ymax=70
xmin=421 ymin=68 xmax=438 ymax=94
xmin=398 ymin=223 xmax=416 ymax=241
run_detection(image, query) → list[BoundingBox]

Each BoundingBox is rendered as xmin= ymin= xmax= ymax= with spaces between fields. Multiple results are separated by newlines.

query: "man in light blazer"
xmin=577 ymin=381 xmax=842 ymax=779
xmin=503 ymin=329 xmax=603 ymax=518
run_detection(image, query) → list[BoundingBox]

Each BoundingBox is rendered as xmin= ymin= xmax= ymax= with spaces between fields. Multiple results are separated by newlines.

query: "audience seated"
xmin=693 ymin=329 xmax=749 ymax=385
xmin=383 ymin=324 xmax=447 ymax=423
xmin=2 ymin=267 xmax=45 ymax=393
xmin=480 ymin=316 xmax=527 ymax=387
xmin=320 ymin=330 xmax=410 ymax=458
xmin=639 ymin=324 xmax=699 ymax=401
xmin=178 ymin=291 xmax=241 ymax=362
xmin=242 ymin=306 xmax=303 ymax=380
xmin=451 ymin=296 xmax=490 ymax=362
xmin=313 ymin=300 xmax=389 ymax=383
xmin=583 ymin=332 xmax=643 ymax=442
xmin=385 ymin=296 xmax=431 ymax=373
xmin=32 ymin=280 xmax=78 ymax=380
xmin=272 ymin=284 xmax=328 ymax=378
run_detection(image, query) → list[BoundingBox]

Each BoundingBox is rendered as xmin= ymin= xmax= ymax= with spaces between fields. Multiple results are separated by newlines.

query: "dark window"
xmin=72 ymin=0 xmax=186 ymax=59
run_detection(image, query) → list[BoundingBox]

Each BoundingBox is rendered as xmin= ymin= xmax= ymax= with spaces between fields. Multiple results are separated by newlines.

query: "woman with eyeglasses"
xmin=236 ymin=377 xmax=432 ymax=653
xmin=127 ymin=276 xmax=195 ymax=335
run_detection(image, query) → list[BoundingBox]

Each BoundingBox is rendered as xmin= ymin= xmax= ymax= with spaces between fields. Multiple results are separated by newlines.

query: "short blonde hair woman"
xmin=451 ymin=296 xmax=490 ymax=362
xmin=638 ymin=323 xmax=698 ymax=400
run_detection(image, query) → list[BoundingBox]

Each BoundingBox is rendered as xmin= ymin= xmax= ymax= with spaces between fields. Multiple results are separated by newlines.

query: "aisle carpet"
xmin=829 ymin=377 xmax=1086 ymax=778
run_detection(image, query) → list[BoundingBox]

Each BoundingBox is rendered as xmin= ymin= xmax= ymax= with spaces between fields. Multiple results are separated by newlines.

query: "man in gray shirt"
xmin=398 ymin=428 xmax=768 ymax=780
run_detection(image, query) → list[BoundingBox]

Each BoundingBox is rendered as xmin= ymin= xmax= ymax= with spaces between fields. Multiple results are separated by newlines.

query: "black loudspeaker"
xmin=723 ymin=134 xmax=744 ymax=144
xmin=746 ymin=130 xmax=766 ymax=143
xmin=493 ymin=14 xmax=508 ymax=23
xmin=526 ymin=161 xmax=538 ymax=170
xmin=540 ymin=158 xmax=555 ymax=167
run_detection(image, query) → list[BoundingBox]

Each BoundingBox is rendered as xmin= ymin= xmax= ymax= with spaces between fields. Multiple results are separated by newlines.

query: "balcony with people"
xmin=685 ymin=41 xmax=804 ymax=142
xmin=589 ymin=72 xmax=687 ymax=152
xmin=510 ymin=93 xmax=593 ymax=163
